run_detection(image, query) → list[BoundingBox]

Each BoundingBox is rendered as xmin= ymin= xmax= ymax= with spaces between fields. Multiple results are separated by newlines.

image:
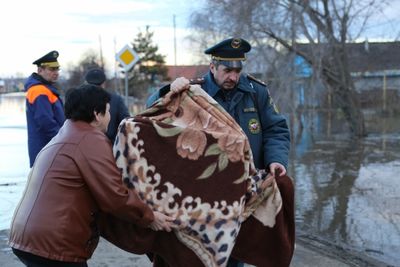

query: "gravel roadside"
xmin=0 ymin=229 xmax=389 ymax=267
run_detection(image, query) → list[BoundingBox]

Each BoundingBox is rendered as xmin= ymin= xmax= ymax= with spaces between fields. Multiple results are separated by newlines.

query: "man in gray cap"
xmin=85 ymin=68 xmax=130 ymax=143
xmin=147 ymin=38 xmax=291 ymax=267
xmin=148 ymin=37 xmax=289 ymax=176
xmin=25 ymin=50 xmax=65 ymax=167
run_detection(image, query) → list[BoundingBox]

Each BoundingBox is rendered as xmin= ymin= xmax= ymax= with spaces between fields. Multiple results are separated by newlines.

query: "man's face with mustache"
xmin=210 ymin=63 xmax=242 ymax=90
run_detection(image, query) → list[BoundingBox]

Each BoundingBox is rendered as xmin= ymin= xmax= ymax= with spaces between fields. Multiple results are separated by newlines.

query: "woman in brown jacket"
xmin=8 ymin=84 xmax=174 ymax=267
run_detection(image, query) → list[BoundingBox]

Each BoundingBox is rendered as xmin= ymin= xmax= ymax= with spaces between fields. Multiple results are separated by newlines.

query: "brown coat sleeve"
xmin=76 ymin=130 xmax=154 ymax=227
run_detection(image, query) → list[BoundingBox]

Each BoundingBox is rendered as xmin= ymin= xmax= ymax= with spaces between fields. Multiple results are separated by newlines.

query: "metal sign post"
xmin=115 ymin=44 xmax=140 ymax=105
xmin=124 ymin=74 xmax=128 ymax=106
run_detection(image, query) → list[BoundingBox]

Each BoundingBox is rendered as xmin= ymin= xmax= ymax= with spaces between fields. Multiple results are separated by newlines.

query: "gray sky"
xmin=0 ymin=0 xmax=203 ymax=78
xmin=1 ymin=0 xmax=399 ymax=78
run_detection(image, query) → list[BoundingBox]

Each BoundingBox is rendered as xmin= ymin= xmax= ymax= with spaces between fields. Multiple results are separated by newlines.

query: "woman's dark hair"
xmin=64 ymin=84 xmax=111 ymax=122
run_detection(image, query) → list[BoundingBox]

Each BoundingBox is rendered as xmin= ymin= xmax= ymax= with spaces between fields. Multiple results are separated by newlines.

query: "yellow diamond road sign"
xmin=116 ymin=44 xmax=140 ymax=71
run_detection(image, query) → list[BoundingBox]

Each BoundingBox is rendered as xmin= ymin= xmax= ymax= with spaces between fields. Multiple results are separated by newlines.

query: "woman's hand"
xmin=149 ymin=211 xmax=176 ymax=232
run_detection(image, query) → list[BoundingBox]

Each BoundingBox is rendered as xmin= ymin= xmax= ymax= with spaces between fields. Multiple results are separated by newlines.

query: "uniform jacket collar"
xmin=25 ymin=73 xmax=61 ymax=97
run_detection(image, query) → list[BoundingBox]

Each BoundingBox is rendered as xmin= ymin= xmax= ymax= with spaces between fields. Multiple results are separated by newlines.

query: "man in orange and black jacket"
xmin=24 ymin=50 xmax=65 ymax=167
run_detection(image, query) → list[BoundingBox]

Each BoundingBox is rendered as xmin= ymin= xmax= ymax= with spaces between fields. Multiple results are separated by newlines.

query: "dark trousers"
xmin=227 ymin=257 xmax=244 ymax=267
xmin=12 ymin=248 xmax=88 ymax=267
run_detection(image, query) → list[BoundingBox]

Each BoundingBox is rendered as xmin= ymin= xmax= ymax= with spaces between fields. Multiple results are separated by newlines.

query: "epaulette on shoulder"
xmin=189 ymin=77 xmax=205 ymax=85
xmin=247 ymin=74 xmax=266 ymax=86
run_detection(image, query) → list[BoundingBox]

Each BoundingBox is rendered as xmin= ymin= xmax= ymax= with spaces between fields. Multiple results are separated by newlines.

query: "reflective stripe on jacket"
xmin=24 ymin=74 xmax=65 ymax=167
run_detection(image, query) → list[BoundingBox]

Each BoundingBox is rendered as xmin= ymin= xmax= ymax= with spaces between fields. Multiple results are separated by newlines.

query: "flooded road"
xmin=289 ymin=111 xmax=400 ymax=266
xmin=0 ymin=93 xmax=30 ymax=230
xmin=0 ymin=93 xmax=399 ymax=265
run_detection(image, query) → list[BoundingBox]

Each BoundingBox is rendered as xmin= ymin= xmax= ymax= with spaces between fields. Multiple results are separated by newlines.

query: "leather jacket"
xmin=9 ymin=119 xmax=154 ymax=262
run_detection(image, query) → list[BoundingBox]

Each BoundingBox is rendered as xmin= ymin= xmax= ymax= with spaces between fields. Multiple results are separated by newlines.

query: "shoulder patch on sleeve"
xmin=247 ymin=74 xmax=266 ymax=86
xmin=26 ymin=85 xmax=58 ymax=104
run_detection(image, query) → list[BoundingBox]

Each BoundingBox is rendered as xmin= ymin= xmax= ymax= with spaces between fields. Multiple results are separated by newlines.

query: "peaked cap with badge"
xmin=32 ymin=50 xmax=60 ymax=68
xmin=205 ymin=38 xmax=251 ymax=68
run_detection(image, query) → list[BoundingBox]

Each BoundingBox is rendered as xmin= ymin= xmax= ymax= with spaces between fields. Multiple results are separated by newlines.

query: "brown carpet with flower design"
xmin=100 ymin=85 xmax=295 ymax=267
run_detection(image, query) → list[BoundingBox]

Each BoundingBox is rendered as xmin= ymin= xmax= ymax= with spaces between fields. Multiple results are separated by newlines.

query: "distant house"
xmin=0 ymin=80 xmax=5 ymax=93
xmin=165 ymin=65 xmax=209 ymax=81
xmin=295 ymin=41 xmax=400 ymax=110
xmin=347 ymin=41 xmax=400 ymax=109
xmin=0 ymin=78 xmax=25 ymax=94
xmin=295 ymin=41 xmax=400 ymax=87
xmin=343 ymin=41 xmax=400 ymax=89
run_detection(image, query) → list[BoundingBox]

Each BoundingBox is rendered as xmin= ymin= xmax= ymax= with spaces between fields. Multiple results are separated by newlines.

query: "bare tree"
xmin=190 ymin=0 xmax=389 ymax=137
xmin=64 ymin=49 xmax=102 ymax=88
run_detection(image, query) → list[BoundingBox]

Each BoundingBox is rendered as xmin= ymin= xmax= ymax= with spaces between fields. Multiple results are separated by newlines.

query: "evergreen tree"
xmin=128 ymin=26 xmax=168 ymax=99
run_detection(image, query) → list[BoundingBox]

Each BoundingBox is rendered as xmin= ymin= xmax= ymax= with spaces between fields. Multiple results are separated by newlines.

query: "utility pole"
xmin=173 ymin=14 xmax=177 ymax=66
xmin=383 ymin=71 xmax=387 ymax=112
xmin=173 ymin=14 xmax=177 ymax=79
xmin=98 ymin=35 xmax=104 ymax=69
xmin=113 ymin=37 xmax=120 ymax=93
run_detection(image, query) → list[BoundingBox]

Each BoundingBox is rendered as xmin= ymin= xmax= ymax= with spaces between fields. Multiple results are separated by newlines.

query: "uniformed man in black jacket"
xmin=147 ymin=37 xmax=291 ymax=267
xmin=85 ymin=68 xmax=130 ymax=143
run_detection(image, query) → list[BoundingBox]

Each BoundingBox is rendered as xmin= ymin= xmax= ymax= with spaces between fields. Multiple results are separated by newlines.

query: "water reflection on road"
xmin=289 ymin=111 xmax=400 ymax=265
xmin=0 ymin=94 xmax=399 ymax=265
xmin=0 ymin=93 xmax=30 ymax=230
